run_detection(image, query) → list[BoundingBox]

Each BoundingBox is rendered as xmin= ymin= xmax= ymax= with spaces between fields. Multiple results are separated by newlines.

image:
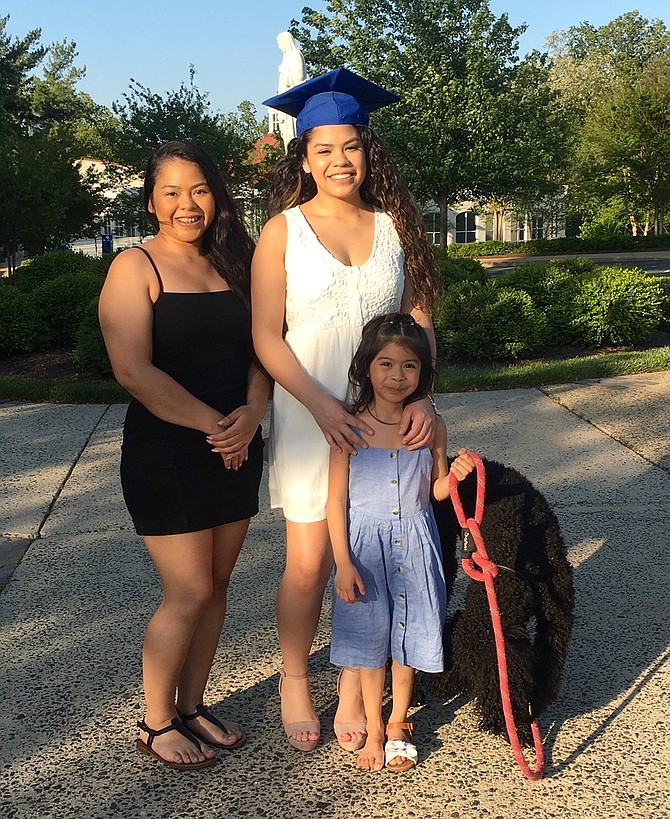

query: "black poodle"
xmin=426 ymin=458 xmax=575 ymax=747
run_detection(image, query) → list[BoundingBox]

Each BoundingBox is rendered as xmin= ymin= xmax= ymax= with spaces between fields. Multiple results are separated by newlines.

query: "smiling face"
xmin=368 ymin=341 xmax=421 ymax=407
xmin=147 ymin=157 xmax=216 ymax=245
xmin=301 ymin=124 xmax=367 ymax=200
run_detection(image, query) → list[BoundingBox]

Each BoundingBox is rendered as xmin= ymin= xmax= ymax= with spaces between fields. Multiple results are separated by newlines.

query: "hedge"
xmin=445 ymin=233 xmax=670 ymax=258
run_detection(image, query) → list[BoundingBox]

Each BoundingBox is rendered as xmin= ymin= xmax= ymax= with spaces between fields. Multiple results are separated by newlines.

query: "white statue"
xmin=275 ymin=31 xmax=306 ymax=152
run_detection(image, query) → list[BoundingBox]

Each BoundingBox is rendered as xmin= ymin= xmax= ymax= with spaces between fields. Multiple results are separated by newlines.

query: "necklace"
xmin=367 ymin=405 xmax=401 ymax=426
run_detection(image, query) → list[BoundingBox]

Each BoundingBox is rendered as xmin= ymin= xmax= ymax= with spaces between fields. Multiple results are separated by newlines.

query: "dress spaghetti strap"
xmin=135 ymin=245 xmax=164 ymax=293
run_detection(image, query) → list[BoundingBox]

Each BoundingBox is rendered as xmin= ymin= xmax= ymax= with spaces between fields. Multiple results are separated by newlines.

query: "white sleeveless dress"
xmin=269 ymin=206 xmax=405 ymax=522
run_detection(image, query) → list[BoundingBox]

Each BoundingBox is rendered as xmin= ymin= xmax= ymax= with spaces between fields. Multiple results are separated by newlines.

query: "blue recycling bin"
xmin=101 ymin=234 xmax=113 ymax=254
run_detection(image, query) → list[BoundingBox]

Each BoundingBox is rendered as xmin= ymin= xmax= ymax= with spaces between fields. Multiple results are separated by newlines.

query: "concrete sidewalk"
xmin=1 ymin=373 xmax=669 ymax=819
xmin=477 ymin=248 xmax=670 ymax=273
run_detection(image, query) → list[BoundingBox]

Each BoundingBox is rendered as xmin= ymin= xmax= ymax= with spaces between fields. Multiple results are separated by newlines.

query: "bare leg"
xmin=176 ymin=519 xmax=249 ymax=747
xmin=356 ymin=666 xmax=386 ymax=771
xmin=276 ymin=519 xmax=332 ymax=744
xmin=386 ymin=661 xmax=417 ymax=770
xmin=334 ymin=666 xmax=367 ymax=748
xmin=139 ymin=530 xmax=218 ymax=765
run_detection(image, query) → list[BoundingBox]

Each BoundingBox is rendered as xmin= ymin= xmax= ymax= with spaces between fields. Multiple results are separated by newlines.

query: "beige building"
xmin=72 ymin=158 xmax=144 ymax=256
xmin=423 ymin=199 xmax=566 ymax=246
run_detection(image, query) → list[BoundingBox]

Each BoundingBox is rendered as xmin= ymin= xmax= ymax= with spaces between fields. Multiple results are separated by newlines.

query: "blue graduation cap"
xmin=263 ymin=67 xmax=401 ymax=135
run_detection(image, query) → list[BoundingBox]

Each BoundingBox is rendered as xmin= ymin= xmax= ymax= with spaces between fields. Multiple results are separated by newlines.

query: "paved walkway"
xmin=477 ymin=248 xmax=670 ymax=273
xmin=1 ymin=373 xmax=669 ymax=819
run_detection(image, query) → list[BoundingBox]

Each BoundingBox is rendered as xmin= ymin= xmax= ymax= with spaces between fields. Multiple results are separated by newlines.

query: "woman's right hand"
xmin=310 ymin=393 xmax=373 ymax=455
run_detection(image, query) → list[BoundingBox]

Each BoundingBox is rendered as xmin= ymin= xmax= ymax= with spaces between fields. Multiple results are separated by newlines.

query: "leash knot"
xmin=471 ymin=550 xmax=499 ymax=579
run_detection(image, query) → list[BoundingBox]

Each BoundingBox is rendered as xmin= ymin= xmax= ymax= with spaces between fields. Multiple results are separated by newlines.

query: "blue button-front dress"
xmin=330 ymin=446 xmax=447 ymax=673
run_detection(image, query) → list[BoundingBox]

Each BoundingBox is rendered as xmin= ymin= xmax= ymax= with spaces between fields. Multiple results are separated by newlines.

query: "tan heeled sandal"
xmin=278 ymin=669 xmax=320 ymax=752
xmin=333 ymin=666 xmax=367 ymax=752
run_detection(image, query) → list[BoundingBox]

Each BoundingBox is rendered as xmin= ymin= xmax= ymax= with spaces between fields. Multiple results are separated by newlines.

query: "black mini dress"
xmin=120 ymin=248 xmax=263 ymax=536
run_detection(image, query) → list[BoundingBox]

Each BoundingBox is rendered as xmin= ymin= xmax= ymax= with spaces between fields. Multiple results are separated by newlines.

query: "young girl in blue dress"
xmin=327 ymin=313 xmax=475 ymax=772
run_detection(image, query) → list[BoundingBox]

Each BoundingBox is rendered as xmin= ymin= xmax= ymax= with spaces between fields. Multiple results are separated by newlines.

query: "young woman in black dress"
xmin=99 ymin=141 xmax=269 ymax=769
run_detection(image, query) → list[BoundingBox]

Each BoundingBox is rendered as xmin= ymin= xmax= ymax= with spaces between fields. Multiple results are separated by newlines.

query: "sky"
xmin=2 ymin=1 xmax=669 ymax=118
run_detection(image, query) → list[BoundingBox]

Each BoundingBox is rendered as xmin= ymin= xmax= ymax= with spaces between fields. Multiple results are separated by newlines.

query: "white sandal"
xmin=384 ymin=722 xmax=417 ymax=771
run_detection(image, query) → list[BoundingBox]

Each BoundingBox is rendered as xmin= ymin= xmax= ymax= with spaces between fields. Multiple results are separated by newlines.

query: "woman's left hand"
xmin=207 ymin=405 xmax=259 ymax=463
xmin=399 ymin=396 xmax=435 ymax=450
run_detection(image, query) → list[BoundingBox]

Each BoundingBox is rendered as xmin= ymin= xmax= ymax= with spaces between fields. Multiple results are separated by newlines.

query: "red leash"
xmin=449 ymin=453 xmax=545 ymax=781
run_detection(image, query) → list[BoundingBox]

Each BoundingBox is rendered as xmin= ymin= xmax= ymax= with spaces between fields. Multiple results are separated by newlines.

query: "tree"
xmin=548 ymin=11 xmax=670 ymax=117
xmin=575 ymin=55 xmax=670 ymax=235
xmin=0 ymin=15 xmax=45 ymax=134
xmin=291 ymin=0 xmax=567 ymax=246
xmin=29 ymin=39 xmax=119 ymax=159
xmin=0 ymin=19 xmax=102 ymax=268
xmin=0 ymin=135 xmax=101 ymax=267
xmin=548 ymin=13 xmax=670 ymax=235
xmin=111 ymin=67 xmax=254 ymax=189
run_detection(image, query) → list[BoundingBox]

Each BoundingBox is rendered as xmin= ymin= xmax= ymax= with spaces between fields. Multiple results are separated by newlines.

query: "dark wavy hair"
xmin=144 ymin=140 xmax=255 ymax=306
xmin=349 ymin=313 xmax=434 ymax=415
xmin=268 ymin=126 xmax=441 ymax=311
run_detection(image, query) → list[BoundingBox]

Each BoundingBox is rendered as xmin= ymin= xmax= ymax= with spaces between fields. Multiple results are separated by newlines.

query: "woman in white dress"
xmin=250 ymin=69 xmax=442 ymax=751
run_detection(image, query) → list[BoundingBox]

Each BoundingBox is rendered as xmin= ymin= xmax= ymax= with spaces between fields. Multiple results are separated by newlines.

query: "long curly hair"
xmin=349 ymin=313 xmax=435 ymax=416
xmin=268 ymin=126 xmax=441 ymax=311
xmin=144 ymin=141 xmax=255 ymax=306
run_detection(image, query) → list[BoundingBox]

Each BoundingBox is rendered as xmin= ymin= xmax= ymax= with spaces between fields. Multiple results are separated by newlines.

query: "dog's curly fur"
xmin=425 ymin=458 xmax=575 ymax=746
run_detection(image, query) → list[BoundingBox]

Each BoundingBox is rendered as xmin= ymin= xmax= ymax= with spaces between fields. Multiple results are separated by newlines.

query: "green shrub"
xmin=29 ymin=270 xmax=104 ymax=348
xmin=11 ymin=250 xmax=101 ymax=293
xmin=437 ymin=281 xmax=546 ymax=361
xmin=498 ymin=257 xmax=597 ymax=288
xmin=571 ymin=267 xmax=664 ymax=346
xmin=433 ymin=250 xmax=489 ymax=286
xmin=447 ymin=240 xmax=515 ymax=258
xmin=74 ymin=297 xmax=113 ymax=378
xmin=0 ymin=281 xmax=39 ymax=355
xmin=496 ymin=259 xmax=596 ymax=346
xmin=643 ymin=275 xmax=670 ymax=332
xmin=445 ymin=234 xmax=670 ymax=258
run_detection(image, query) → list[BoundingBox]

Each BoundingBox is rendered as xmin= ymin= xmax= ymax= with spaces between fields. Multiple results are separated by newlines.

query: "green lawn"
xmin=2 ymin=345 xmax=669 ymax=403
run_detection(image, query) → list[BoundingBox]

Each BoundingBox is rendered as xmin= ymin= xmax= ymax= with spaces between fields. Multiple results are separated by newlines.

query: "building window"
xmin=531 ymin=216 xmax=544 ymax=240
xmin=455 ymin=211 xmax=476 ymax=243
xmin=510 ymin=215 xmax=525 ymax=243
xmin=484 ymin=214 xmax=494 ymax=242
xmin=423 ymin=211 xmax=440 ymax=245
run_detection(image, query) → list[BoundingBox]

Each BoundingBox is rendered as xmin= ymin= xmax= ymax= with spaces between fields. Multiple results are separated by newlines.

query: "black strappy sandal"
xmin=178 ymin=704 xmax=246 ymax=750
xmin=136 ymin=718 xmax=217 ymax=769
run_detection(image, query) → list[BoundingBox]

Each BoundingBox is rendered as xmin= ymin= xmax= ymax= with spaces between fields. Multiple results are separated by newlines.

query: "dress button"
xmin=399 ymin=622 xmax=405 ymax=629
xmin=390 ymin=451 xmax=397 ymax=459
xmin=397 ymin=566 xmax=404 ymax=573
xmin=399 ymin=594 xmax=405 ymax=601
xmin=390 ymin=479 xmax=397 ymax=487
xmin=392 ymin=508 xmax=399 ymax=516
xmin=394 ymin=539 xmax=401 ymax=546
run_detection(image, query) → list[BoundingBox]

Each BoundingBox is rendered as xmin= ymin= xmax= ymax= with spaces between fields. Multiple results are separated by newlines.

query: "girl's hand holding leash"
xmin=335 ymin=562 xmax=366 ymax=603
xmin=451 ymin=449 xmax=477 ymax=482
xmin=432 ymin=444 xmax=477 ymax=502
